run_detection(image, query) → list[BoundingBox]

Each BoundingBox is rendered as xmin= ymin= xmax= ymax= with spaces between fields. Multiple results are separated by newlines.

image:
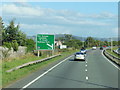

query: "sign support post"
xmin=38 ymin=50 xmax=40 ymax=57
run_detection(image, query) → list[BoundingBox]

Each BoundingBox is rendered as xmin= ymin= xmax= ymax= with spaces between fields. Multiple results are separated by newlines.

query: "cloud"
xmin=2 ymin=0 xmax=119 ymax=2
xmin=2 ymin=4 xmax=44 ymax=16
xmin=2 ymin=3 xmax=116 ymax=19
xmin=19 ymin=23 xmax=117 ymax=38
xmin=20 ymin=24 xmax=71 ymax=35
xmin=112 ymin=27 xmax=118 ymax=35
xmin=89 ymin=12 xmax=117 ymax=19
xmin=2 ymin=3 xmax=111 ymax=27
xmin=1 ymin=3 xmax=118 ymax=37
xmin=2 ymin=0 xmax=29 ymax=2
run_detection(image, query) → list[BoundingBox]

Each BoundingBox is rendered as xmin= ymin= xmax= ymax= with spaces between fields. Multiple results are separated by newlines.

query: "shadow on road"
xmin=46 ymin=74 xmax=116 ymax=89
xmin=69 ymin=59 xmax=85 ymax=62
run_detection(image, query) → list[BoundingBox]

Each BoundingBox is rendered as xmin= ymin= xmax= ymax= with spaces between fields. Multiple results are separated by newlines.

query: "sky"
xmin=1 ymin=1 xmax=118 ymax=38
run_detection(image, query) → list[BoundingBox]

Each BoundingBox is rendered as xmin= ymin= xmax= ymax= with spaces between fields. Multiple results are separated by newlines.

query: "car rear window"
xmin=76 ymin=52 xmax=84 ymax=55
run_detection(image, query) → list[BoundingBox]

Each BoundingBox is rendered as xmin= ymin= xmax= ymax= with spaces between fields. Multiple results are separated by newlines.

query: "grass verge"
xmin=2 ymin=49 xmax=77 ymax=87
xmin=106 ymin=49 xmax=120 ymax=58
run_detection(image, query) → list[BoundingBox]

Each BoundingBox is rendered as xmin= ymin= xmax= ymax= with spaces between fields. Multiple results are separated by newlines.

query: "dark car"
xmin=100 ymin=47 xmax=103 ymax=50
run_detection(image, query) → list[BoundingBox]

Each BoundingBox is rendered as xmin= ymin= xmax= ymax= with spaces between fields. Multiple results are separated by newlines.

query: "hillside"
xmin=27 ymin=34 xmax=118 ymax=42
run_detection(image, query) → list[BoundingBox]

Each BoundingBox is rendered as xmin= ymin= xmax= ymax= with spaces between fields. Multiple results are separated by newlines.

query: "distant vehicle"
xmin=103 ymin=46 xmax=107 ymax=48
xmin=74 ymin=52 xmax=85 ymax=60
xmin=80 ymin=47 xmax=87 ymax=54
xmin=92 ymin=46 xmax=97 ymax=50
xmin=100 ymin=47 xmax=103 ymax=50
xmin=80 ymin=50 xmax=87 ymax=54
xmin=118 ymin=48 xmax=120 ymax=53
xmin=118 ymin=48 xmax=120 ymax=51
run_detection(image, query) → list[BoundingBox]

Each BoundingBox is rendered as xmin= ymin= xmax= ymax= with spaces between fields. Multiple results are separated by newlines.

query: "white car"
xmin=74 ymin=52 xmax=85 ymax=60
xmin=92 ymin=47 xmax=97 ymax=50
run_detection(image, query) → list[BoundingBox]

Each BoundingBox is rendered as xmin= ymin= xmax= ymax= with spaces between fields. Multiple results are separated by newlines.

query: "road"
xmin=6 ymin=49 xmax=119 ymax=89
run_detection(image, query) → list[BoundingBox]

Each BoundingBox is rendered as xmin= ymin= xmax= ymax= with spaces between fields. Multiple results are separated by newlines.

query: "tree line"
xmin=0 ymin=17 xmax=35 ymax=52
xmin=56 ymin=34 xmax=118 ymax=49
xmin=0 ymin=17 xmax=118 ymax=52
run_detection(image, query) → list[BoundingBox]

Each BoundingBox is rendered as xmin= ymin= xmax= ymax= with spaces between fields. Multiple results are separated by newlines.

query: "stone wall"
xmin=0 ymin=46 xmax=27 ymax=60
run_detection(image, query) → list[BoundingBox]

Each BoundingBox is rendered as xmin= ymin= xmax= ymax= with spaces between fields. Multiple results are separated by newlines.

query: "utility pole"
xmin=83 ymin=41 xmax=84 ymax=47
xmin=99 ymin=41 xmax=101 ymax=47
xmin=88 ymin=41 xmax=89 ymax=47
xmin=111 ymin=38 xmax=113 ymax=52
xmin=82 ymin=37 xmax=84 ymax=47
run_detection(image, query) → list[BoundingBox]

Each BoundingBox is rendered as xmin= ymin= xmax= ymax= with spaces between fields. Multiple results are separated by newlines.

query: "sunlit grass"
xmin=2 ymin=50 xmax=77 ymax=87
xmin=106 ymin=49 xmax=120 ymax=58
xmin=3 ymin=53 xmax=46 ymax=70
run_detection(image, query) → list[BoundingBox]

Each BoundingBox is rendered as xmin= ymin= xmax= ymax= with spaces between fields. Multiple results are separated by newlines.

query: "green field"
xmin=2 ymin=49 xmax=78 ymax=87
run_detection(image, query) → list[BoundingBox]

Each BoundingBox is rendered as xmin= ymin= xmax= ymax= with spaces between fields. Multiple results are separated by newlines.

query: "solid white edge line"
xmin=101 ymin=50 xmax=120 ymax=70
xmin=20 ymin=55 xmax=73 ymax=89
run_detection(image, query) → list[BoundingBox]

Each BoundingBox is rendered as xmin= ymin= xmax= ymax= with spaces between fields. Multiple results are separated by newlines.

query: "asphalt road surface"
xmin=6 ymin=49 xmax=119 ymax=89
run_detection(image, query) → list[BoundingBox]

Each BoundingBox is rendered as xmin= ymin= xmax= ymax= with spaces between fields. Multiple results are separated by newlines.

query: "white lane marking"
xmin=85 ymin=65 xmax=87 ymax=67
xmin=85 ymin=69 xmax=87 ymax=72
xmin=101 ymin=50 xmax=120 ymax=70
xmin=86 ymin=61 xmax=87 ymax=63
xmin=86 ymin=76 xmax=89 ymax=80
xmin=21 ymin=55 xmax=73 ymax=89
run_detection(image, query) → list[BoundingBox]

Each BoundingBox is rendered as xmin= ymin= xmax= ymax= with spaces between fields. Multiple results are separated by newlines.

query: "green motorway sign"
xmin=36 ymin=34 xmax=55 ymax=50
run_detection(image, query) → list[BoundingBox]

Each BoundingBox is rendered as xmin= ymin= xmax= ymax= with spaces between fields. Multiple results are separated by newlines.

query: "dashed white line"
xmin=20 ymin=55 xmax=73 ymax=89
xmin=85 ymin=62 xmax=88 ymax=81
xmin=86 ymin=76 xmax=89 ymax=80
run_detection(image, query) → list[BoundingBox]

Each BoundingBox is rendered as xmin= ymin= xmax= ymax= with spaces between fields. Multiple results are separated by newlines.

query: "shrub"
xmin=3 ymin=42 xmax=12 ymax=50
xmin=59 ymin=48 xmax=69 ymax=52
xmin=11 ymin=40 xmax=18 ymax=51
xmin=26 ymin=39 xmax=35 ymax=52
